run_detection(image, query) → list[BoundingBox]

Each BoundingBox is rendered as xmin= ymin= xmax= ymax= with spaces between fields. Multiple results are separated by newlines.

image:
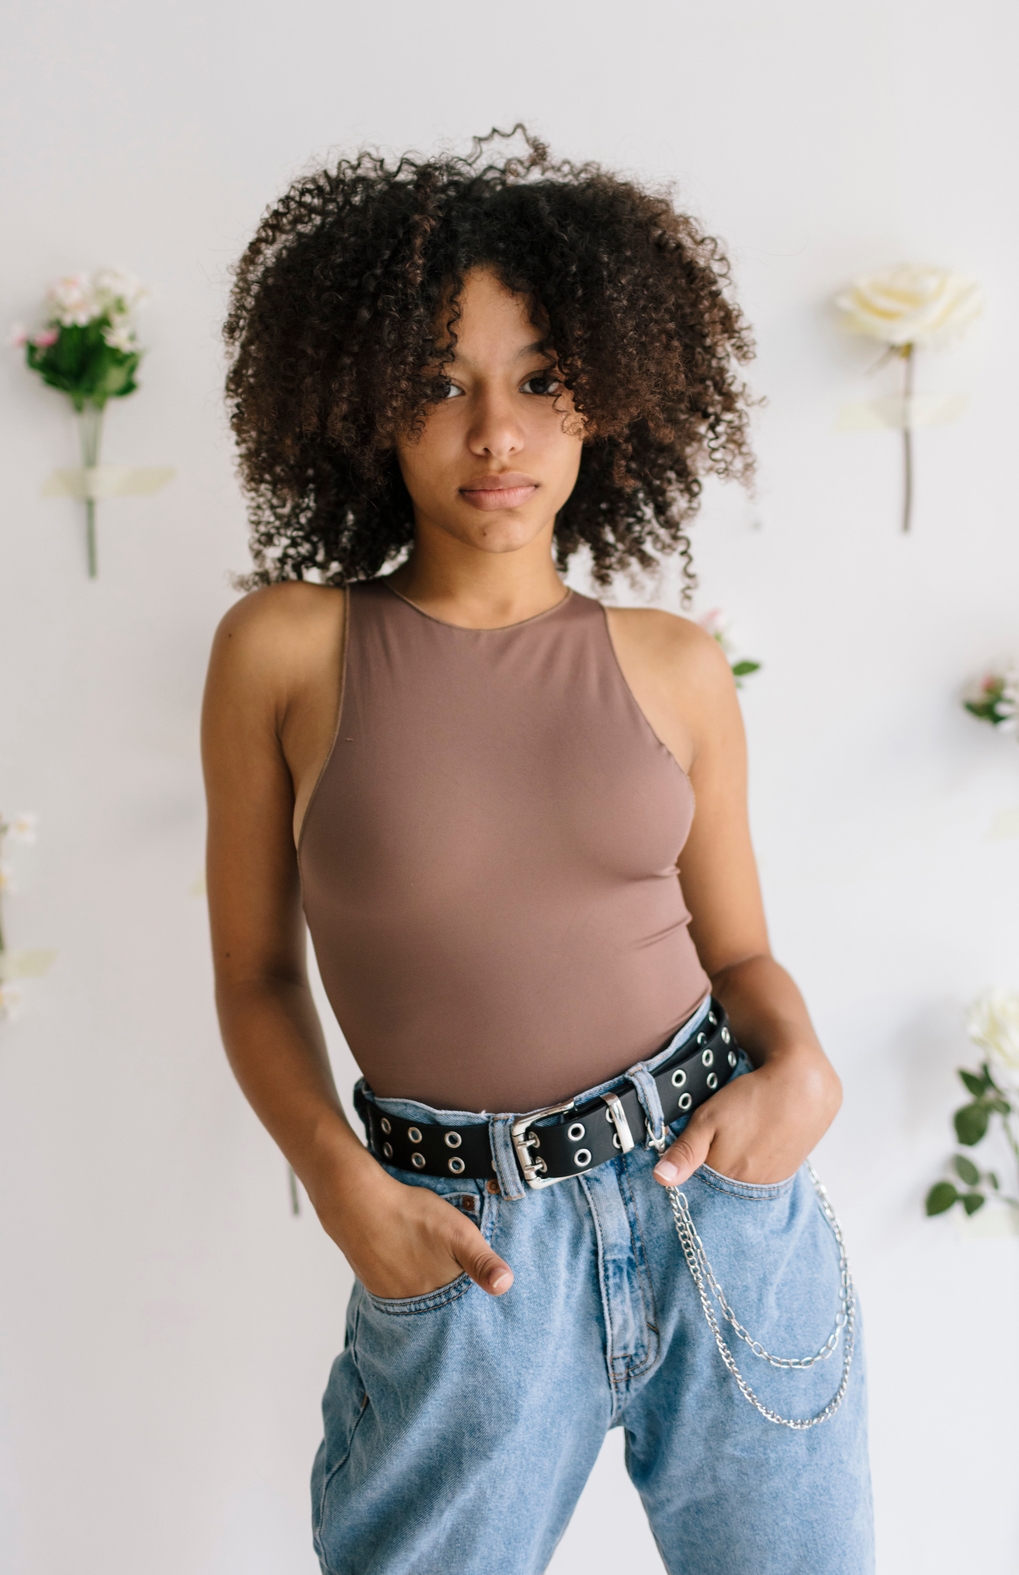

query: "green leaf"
xmin=962 ymin=1192 xmax=986 ymax=1215
xmin=21 ymin=320 xmax=142 ymax=409
xmin=953 ymin=1155 xmax=981 ymax=1186
xmin=990 ymin=1097 xmax=1012 ymax=1115
xmin=731 ymin=660 xmax=761 ymax=678
xmin=926 ymin=1181 xmax=959 ymax=1216
xmin=954 ymin=1103 xmax=990 ymax=1146
xmin=988 ymin=1172 xmax=1000 ymax=1190
xmin=959 ymin=1070 xmax=987 ymax=1098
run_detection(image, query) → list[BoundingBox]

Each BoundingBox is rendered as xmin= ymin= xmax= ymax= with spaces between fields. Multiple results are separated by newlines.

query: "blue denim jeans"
xmin=312 ymin=1009 xmax=873 ymax=1574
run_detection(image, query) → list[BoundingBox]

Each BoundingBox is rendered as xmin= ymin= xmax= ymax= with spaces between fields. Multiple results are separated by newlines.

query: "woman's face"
xmin=395 ymin=267 xmax=584 ymax=558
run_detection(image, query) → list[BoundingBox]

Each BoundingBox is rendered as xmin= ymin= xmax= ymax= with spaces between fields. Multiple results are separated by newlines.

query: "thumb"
xmin=653 ymin=1114 xmax=714 ymax=1188
xmin=454 ymin=1224 xmax=514 ymax=1297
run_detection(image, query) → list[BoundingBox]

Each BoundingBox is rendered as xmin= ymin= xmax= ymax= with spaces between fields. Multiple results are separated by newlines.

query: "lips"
xmin=459 ymin=473 xmax=538 ymax=511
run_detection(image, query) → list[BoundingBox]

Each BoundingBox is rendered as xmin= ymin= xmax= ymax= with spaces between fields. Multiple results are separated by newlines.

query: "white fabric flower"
xmin=835 ymin=265 xmax=983 ymax=348
xmin=41 ymin=270 xmax=147 ymax=332
xmin=46 ymin=274 xmax=99 ymax=328
xmin=92 ymin=269 xmax=147 ymax=316
xmin=998 ymin=673 xmax=1019 ymax=733
xmin=968 ymin=988 xmax=1019 ymax=1089
xmin=102 ymin=321 xmax=138 ymax=354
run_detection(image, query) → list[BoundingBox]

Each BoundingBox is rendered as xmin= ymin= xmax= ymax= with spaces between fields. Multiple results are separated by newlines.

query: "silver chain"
xmin=662 ymin=1162 xmax=856 ymax=1430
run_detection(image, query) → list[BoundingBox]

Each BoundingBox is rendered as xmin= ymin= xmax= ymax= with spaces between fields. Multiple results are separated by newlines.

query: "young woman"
xmin=203 ymin=131 xmax=873 ymax=1574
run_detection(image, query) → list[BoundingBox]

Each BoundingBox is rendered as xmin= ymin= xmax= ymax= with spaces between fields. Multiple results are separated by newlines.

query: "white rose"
xmin=967 ymin=988 xmax=1019 ymax=1089
xmin=835 ymin=265 xmax=983 ymax=348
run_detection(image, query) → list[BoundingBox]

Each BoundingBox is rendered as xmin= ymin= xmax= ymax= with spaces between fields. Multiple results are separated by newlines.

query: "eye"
xmin=521 ymin=371 xmax=562 ymax=397
xmin=430 ymin=377 xmax=463 ymax=401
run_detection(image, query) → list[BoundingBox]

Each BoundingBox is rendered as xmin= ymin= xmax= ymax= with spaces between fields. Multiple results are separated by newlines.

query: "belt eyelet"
xmin=382 ymin=1142 xmax=393 ymax=1159
xmin=567 ymin=1122 xmax=586 ymax=1142
xmin=444 ymin=1131 xmax=462 ymax=1149
xmin=447 ymin=1156 xmax=465 ymax=1174
xmin=411 ymin=1152 xmax=426 ymax=1169
xmin=706 ymin=1072 xmax=718 ymax=1089
xmin=701 ymin=1048 xmax=714 ymax=1068
xmin=380 ymin=1117 xmax=392 ymax=1135
xmin=671 ymin=1067 xmax=687 ymax=1089
xmin=573 ymin=1148 xmax=592 ymax=1167
xmin=678 ymin=1092 xmax=693 ymax=1112
xmin=407 ymin=1126 xmax=423 ymax=1144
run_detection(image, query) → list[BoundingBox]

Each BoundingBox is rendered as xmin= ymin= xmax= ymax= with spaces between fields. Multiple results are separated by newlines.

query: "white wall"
xmin=2 ymin=2 xmax=1018 ymax=1570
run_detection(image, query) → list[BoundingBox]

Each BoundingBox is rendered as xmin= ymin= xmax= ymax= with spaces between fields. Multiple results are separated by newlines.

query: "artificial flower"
xmin=46 ymin=273 xmax=97 ymax=327
xmin=835 ymin=265 xmax=983 ymax=349
xmin=968 ymin=988 xmax=1019 ymax=1089
xmin=102 ymin=322 xmax=138 ymax=353
xmin=92 ymin=268 xmax=147 ymax=316
xmin=964 ymin=669 xmax=1019 ymax=734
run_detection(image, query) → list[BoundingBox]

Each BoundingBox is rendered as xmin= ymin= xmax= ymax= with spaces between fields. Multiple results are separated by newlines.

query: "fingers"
xmin=653 ymin=1112 xmax=714 ymax=1188
xmin=453 ymin=1224 xmax=514 ymax=1296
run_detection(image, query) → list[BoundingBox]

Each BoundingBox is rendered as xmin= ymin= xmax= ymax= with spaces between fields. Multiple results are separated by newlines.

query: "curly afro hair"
xmin=224 ymin=127 xmax=755 ymax=595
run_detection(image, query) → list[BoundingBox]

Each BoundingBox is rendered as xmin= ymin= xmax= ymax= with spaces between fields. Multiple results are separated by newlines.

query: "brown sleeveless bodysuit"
xmin=298 ymin=580 xmax=710 ymax=1113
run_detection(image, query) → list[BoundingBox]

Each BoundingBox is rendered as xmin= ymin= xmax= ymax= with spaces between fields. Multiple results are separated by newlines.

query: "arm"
xmin=608 ymin=611 xmax=841 ymax=1188
xmin=201 ymin=588 xmax=513 ymax=1296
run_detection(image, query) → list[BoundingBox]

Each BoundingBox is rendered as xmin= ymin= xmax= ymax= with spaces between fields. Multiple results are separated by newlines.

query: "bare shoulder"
xmin=210 ymin=582 xmax=345 ymax=688
xmin=214 ymin=580 xmax=344 ymax=652
xmin=605 ymin=605 xmax=733 ymax=697
xmin=602 ymin=605 xmax=738 ymax=772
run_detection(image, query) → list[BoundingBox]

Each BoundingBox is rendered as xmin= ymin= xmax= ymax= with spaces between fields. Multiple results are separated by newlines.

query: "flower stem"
xmin=86 ymin=501 xmax=97 ymax=579
xmin=1001 ymin=1111 xmax=1019 ymax=1192
xmin=901 ymin=344 xmax=914 ymax=533
xmin=78 ymin=404 xmax=103 ymax=578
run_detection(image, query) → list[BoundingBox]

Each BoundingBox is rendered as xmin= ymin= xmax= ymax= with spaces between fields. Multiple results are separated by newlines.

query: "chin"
xmin=462 ymin=516 xmax=548 ymax=555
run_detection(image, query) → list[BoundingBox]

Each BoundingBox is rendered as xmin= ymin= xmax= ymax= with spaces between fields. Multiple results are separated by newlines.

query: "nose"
xmin=466 ymin=385 xmax=524 ymax=462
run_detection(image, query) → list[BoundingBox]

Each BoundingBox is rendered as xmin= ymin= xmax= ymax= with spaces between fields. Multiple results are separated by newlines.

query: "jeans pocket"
xmin=363 ymin=1271 xmax=475 ymax=1316
xmin=360 ymin=1176 xmax=494 ymax=1315
xmin=696 ymin=1161 xmax=799 ymax=1200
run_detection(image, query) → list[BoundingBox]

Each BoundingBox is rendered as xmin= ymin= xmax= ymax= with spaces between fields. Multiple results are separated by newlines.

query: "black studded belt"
xmin=362 ymin=999 xmax=740 ymax=1190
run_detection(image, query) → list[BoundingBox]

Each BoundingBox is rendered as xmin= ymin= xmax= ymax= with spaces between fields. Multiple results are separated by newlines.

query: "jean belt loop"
xmin=629 ymin=1063 xmax=666 ymax=1149
xmin=489 ymin=1114 xmax=528 ymax=1201
xmin=352 ymin=1077 xmax=371 ymax=1130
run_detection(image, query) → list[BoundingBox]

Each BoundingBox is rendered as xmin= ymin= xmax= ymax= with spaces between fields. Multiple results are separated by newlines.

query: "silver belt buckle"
xmin=510 ymin=1100 xmax=577 ymax=1189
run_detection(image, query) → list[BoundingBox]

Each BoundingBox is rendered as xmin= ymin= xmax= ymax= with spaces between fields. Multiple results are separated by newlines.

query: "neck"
xmin=387 ymin=522 xmax=567 ymax=630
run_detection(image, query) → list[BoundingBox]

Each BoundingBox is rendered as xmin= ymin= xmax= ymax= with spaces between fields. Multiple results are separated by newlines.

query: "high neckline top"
xmin=298 ymin=578 xmax=709 ymax=1113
